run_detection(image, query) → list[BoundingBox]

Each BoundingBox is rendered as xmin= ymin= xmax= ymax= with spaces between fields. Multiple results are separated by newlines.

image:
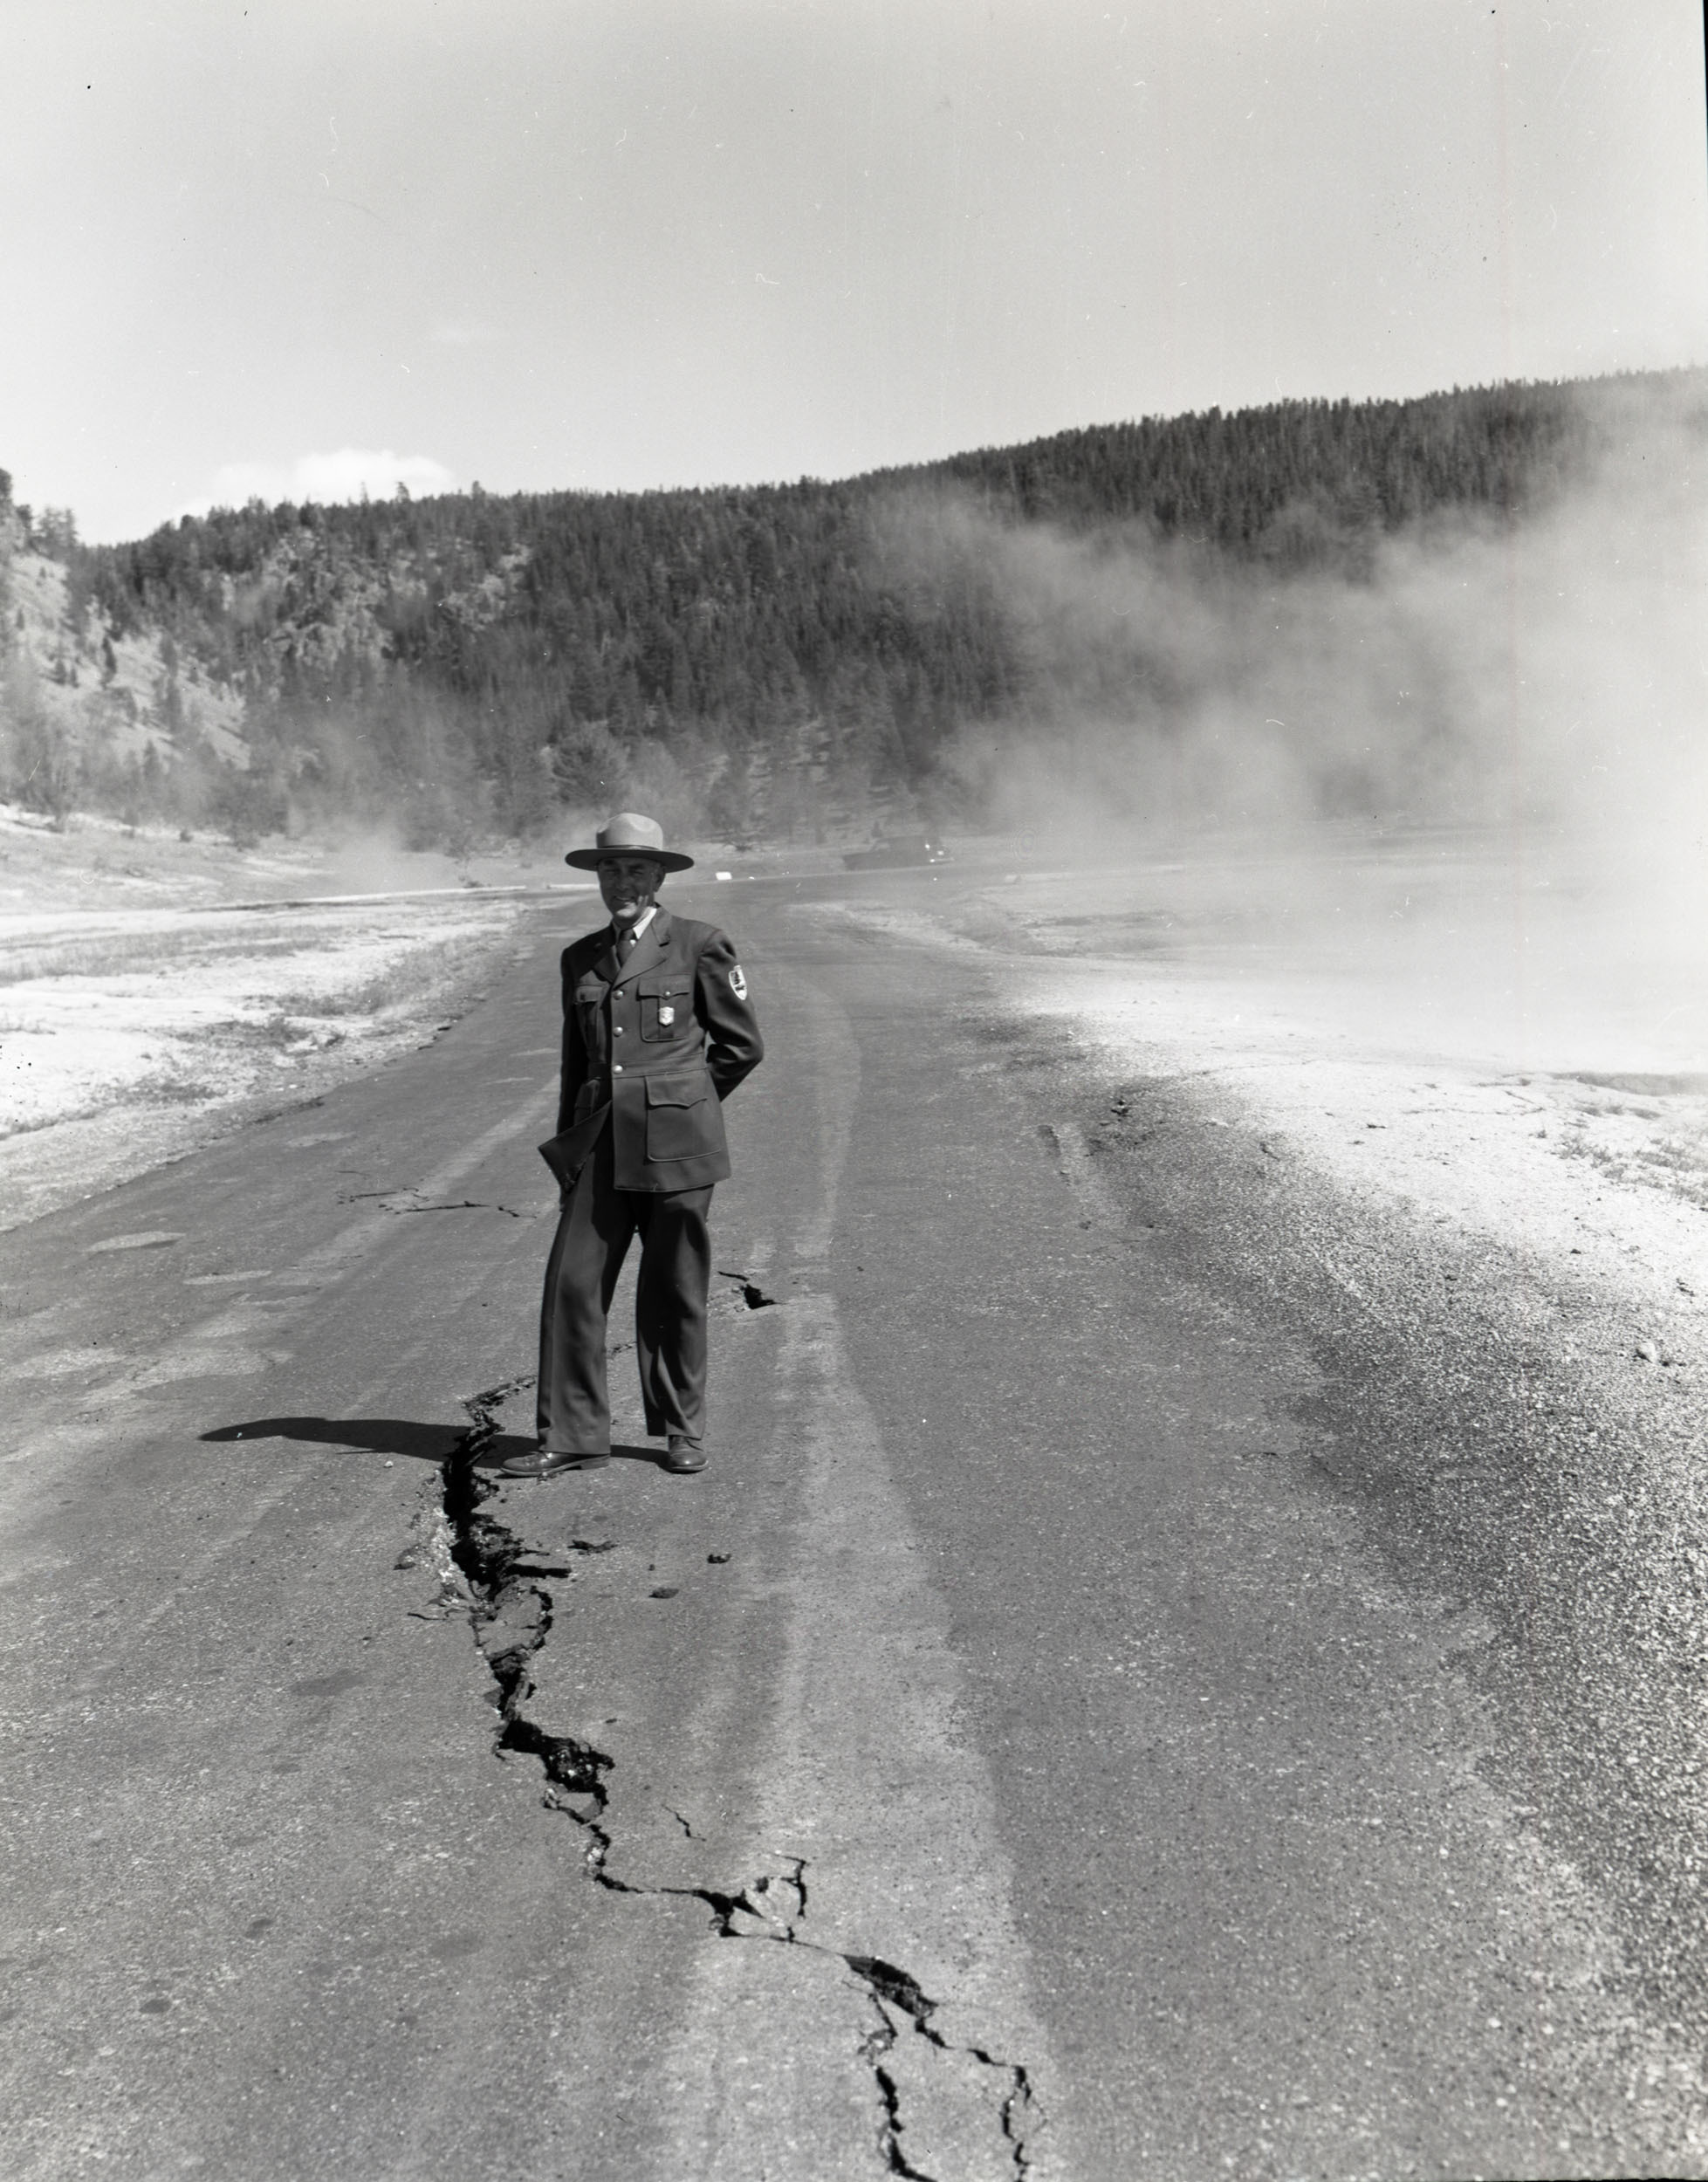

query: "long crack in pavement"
xmin=439 ymin=1380 xmax=1040 ymax=2180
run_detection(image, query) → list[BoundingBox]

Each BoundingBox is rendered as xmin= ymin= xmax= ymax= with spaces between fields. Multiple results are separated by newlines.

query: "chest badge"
xmin=657 ymin=1004 xmax=676 ymax=1026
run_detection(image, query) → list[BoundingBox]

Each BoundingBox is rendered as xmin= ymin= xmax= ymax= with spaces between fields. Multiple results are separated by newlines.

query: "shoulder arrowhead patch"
xmin=730 ymin=965 xmax=748 ymax=1000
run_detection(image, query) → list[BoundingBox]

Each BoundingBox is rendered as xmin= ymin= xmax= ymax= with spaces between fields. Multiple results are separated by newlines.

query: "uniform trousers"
xmin=536 ymin=1122 xmax=713 ymax=1454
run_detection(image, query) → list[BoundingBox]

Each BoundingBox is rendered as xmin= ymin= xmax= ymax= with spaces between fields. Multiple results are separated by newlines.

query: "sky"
xmin=2 ymin=0 xmax=1705 ymax=544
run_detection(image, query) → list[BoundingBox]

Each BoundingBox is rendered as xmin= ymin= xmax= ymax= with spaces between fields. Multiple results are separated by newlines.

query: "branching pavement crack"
xmin=437 ymin=1384 xmax=1039 ymax=2179
xmin=846 ymin=1957 xmax=1039 ymax=2180
xmin=343 ymin=1190 xmax=531 ymax=1217
xmin=391 ymin=1197 xmax=532 ymax=1218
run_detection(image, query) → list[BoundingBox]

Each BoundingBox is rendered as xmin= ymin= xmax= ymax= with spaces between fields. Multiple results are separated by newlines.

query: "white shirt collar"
xmin=617 ymin=904 xmax=659 ymax=944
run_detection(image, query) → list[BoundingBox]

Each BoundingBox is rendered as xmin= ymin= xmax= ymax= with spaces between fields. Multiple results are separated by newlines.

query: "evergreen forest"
xmin=1 ymin=369 xmax=1697 ymax=847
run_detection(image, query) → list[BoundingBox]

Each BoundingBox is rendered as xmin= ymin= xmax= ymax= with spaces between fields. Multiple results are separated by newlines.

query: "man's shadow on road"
xmin=201 ymin=1418 xmax=668 ymax=1470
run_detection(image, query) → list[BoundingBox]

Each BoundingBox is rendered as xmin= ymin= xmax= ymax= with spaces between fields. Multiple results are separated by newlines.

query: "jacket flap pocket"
xmin=645 ymin=1070 xmax=707 ymax=1109
xmin=636 ymin=976 xmax=685 ymax=998
xmin=574 ymin=979 xmax=606 ymax=1002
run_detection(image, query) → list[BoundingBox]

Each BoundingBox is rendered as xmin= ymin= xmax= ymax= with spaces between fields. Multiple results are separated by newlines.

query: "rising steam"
xmin=880 ymin=375 xmax=1708 ymax=1071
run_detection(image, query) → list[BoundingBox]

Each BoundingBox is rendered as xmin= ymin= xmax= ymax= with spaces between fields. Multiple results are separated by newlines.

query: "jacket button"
xmin=613 ymin=1025 xmax=623 ymax=1034
xmin=613 ymin=1063 xmax=623 ymax=1073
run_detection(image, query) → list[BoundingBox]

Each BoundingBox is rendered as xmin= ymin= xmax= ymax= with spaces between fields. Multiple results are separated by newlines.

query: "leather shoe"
xmin=663 ymin=1437 xmax=707 ymax=1474
xmin=497 ymin=1448 xmax=609 ymax=1479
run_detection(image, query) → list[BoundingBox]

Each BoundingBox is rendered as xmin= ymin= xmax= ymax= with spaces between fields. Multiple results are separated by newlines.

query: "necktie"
xmin=617 ymin=925 xmax=637 ymax=961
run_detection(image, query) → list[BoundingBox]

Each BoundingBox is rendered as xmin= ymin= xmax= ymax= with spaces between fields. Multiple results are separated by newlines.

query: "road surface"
xmin=3 ymin=866 xmax=1705 ymax=2180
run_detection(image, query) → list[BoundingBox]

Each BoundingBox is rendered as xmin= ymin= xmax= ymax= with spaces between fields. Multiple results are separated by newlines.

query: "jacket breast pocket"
xmin=644 ymin=1070 xmax=710 ymax=1163
xmin=637 ymin=977 xmax=691 ymax=1042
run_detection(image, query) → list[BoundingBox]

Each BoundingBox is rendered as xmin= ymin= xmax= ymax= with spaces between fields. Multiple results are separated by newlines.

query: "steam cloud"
xmin=888 ymin=376 xmax=1708 ymax=1072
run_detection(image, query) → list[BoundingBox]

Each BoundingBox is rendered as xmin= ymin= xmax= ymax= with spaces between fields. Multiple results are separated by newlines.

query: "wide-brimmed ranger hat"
xmin=564 ymin=812 xmax=695 ymax=873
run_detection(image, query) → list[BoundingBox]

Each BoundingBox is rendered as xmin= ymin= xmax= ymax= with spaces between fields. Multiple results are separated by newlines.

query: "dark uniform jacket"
xmin=542 ymin=909 xmax=764 ymax=1194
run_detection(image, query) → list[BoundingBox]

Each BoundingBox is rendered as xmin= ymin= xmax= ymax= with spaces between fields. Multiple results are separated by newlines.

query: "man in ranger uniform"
xmin=503 ymin=813 xmax=764 ymax=1479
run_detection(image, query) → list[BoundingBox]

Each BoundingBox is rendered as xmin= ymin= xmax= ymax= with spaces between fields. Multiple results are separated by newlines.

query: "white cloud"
xmin=180 ymin=448 xmax=458 ymax=518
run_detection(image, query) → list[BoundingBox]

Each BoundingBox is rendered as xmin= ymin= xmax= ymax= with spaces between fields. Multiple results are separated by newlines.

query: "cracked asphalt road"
xmin=3 ymin=865 xmax=1705 ymax=2179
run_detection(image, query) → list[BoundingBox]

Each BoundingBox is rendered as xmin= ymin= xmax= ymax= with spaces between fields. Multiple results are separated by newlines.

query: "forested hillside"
xmin=1 ymin=370 xmax=1696 ymax=847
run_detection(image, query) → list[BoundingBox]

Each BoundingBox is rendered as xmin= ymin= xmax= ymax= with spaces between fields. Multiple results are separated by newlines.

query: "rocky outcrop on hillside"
xmin=1 ymin=484 xmax=247 ymax=825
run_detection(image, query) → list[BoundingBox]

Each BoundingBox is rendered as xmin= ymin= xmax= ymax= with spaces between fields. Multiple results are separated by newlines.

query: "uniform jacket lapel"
xmin=609 ymin=909 xmax=670 ymax=991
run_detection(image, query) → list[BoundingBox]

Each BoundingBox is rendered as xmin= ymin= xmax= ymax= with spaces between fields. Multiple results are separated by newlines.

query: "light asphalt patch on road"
xmin=619 ymin=1289 xmax=1054 ymax=2182
xmin=447 ymin=1302 xmax=1058 ymax=2182
xmin=442 ymin=955 xmax=1067 ymax=2181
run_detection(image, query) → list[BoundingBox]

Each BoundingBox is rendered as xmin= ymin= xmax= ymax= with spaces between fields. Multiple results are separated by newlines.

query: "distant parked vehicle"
xmin=842 ymin=832 xmax=951 ymax=870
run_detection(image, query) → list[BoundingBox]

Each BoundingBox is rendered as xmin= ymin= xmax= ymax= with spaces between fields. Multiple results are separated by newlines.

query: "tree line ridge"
xmin=0 ymin=369 xmax=1698 ymax=848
